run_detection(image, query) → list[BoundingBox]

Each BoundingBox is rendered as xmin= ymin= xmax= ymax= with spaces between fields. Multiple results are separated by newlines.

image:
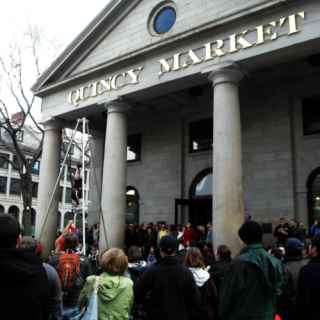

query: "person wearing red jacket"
xmin=182 ymin=222 xmax=193 ymax=247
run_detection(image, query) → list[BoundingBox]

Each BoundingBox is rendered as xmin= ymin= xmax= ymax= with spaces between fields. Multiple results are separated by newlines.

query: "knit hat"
xmin=160 ymin=235 xmax=177 ymax=254
xmin=0 ymin=214 xmax=20 ymax=248
xmin=238 ymin=221 xmax=263 ymax=245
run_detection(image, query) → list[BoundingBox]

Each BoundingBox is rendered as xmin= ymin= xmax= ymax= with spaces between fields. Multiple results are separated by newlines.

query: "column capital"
xmin=104 ymin=99 xmax=131 ymax=115
xmin=40 ymin=118 xmax=64 ymax=131
xmin=204 ymin=61 xmax=244 ymax=87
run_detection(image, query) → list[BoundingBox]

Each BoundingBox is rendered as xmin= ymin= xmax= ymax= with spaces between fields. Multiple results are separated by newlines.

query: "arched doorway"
xmin=189 ymin=168 xmax=212 ymax=226
xmin=126 ymin=186 xmax=140 ymax=224
xmin=0 ymin=204 xmax=5 ymax=214
xmin=307 ymin=167 xmax=320 ymax=225
xmin=8 ymin=205 xmax=19 ymax=221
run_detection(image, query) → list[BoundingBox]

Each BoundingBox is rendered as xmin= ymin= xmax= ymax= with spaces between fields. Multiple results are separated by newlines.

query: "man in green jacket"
xmin=219 ymin=221 xmax=284 ymax=320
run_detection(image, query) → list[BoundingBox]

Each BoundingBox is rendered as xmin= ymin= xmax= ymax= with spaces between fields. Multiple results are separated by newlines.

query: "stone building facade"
xmin=32 ymin=0 xmax=320 ymax=255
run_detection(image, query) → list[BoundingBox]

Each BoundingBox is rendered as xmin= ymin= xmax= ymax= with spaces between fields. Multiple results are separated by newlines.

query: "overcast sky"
xmin=0 ymin=0 xmax=109 ymax=52
xmin=0 ymin=0 xmax=110 ymax=117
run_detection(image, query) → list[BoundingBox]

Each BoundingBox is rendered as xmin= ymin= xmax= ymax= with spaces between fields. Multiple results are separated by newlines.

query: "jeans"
xmin=62 ymin=307 xmax=82 ymax=320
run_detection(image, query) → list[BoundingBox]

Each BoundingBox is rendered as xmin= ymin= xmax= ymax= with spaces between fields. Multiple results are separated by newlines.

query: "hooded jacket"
xmin=219 ymin=244 xmax=284 ymax=320
xmin=189 ymin=268 xmax=218 ymax=320
xmin=0 ymin=248 xmax=50 ymax=320
xmin=79 ymin=272 xmax=133 ymax=320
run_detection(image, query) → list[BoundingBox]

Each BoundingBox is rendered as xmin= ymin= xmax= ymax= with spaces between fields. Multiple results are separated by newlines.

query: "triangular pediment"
xmin=33 ymin=0 xmax=289 ymax=95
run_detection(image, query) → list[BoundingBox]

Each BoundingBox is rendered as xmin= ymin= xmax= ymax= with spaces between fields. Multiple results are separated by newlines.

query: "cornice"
xmin=33 ymin=0 xmax=291 ymax=97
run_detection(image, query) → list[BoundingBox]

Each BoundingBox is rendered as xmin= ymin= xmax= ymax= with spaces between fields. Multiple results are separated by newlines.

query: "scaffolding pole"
xmin=82 ymin=117 xmax=87 ymax=255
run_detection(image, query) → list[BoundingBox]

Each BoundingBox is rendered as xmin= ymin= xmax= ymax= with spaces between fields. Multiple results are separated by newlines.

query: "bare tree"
xmin=0 ymin=25 xmax=45 ymax=235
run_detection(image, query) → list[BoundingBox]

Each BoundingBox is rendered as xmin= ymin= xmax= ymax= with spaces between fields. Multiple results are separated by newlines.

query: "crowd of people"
xmin=1 ymin=213 xmax=320 ymax=320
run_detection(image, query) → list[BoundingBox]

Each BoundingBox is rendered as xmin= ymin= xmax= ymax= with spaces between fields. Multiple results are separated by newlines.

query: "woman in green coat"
xmin=79 ymin=248 xmax=133 ymax=320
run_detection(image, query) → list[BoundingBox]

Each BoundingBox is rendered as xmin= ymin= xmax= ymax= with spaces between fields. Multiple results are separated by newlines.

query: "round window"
xmin=153 ymin=6 xmax=176 ymax=34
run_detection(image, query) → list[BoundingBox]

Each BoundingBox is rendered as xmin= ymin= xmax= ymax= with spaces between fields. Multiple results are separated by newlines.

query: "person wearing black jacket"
xmin=296 ymin=236 xmax=320 ymax=320
xmin=0 ymin=214 xmax=50 ymax=320
xmin=134 ymin=235 xmax=201 ymax=320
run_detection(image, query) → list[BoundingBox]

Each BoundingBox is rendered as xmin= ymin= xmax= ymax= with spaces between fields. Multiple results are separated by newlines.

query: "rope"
xmin=39 ymin=119 xmax=81 ymax=240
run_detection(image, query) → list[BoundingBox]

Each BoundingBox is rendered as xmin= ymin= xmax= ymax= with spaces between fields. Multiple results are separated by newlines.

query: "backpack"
xmin=57 ymin=252 xmax=81 ymax=294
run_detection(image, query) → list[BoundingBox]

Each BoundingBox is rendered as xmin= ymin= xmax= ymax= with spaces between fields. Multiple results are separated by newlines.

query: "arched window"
xmin=126 ymin=186 xmax=140 ymax=224
xmin=307 ymin=167 xmax=320 ymax=224
xmin=0 ymin=204 xmax=5 ymax=214
xmin=190 ymin=168 xmax=212 ymax=198
xmin=8 ymin=205 xmax=19 ymax=221
xmin=188 ymin=169 xmax=212 ymax=226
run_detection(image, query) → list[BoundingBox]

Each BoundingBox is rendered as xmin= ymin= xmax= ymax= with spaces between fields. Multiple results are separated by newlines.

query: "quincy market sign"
xmin=68 ymin=11 xmax=305 ymax=106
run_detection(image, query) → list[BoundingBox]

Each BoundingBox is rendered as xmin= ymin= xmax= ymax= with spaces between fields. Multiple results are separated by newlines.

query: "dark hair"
xmin=64 ymin=233 xmax=79 ymax=250
xmin=217 ymin=245 xmax=231 ymax=261
xmin=238 ymin=221 xmax=263 ymax=245
xmin=127 ymin=246 xmax=142 ymax=262
xmin=0 ymin=214 xmax=20 ymax=248
xmin=185 ymin=247 xmax=205 ymax=269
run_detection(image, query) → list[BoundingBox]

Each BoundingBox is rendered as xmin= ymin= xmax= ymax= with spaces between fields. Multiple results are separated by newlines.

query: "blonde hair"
xmin=100 ymin=248 xmax=128 ymax=275
xmin=184 ymin=247 xmax=205 ymax=269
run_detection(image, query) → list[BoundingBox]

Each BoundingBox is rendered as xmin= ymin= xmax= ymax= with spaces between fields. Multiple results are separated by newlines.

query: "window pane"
xmin=154 ymin=7 xmax=176 ymax=34
xmin=59 ymin=187 xmax=64 ymax=202
xmin=32 ymin=182 xmax=38 ymax=198
xmin=0 ymin=153 xmax=9 ymax=169
xmin=12 ymin=155 xmax=19 ymax=171
xmin=195 ymin=173 xmax=212 ymax=196
xmin=65 ymin=187 xmax=72 ymax=203
xmin=10 ymin=178 xmax=21 ymax=195
xmin=189 ymin=118 xmax=213 ymax=152
xmin=127 ymin=134 xmax=141 ymax=162
xmin=303 ymin=97 xmax=320 ymax=135
xmin=31 ymin=161 xmax=40 ymax=175
xmin=0 ymin=176 xmax=7 ymax=193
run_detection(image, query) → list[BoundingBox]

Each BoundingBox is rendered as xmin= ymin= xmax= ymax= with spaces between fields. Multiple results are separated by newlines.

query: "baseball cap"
xmin=159 ymin=235 xmax=177 ymax=254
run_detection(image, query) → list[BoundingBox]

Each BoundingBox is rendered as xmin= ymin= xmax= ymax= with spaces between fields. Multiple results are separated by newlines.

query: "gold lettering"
xmin=90 ymin=82 xmax=98 ymax=97
xmin=204 ymin=40 xmax=225 ymax=61
xmin=111 ymin=73 xmax=126 ymax=90
xmin=127 ymin=66 xmax=143 ymax=84
xmin=98 ymin=78 xmax=112 ymax=94
xmin=182 ymin=49 xmax=203 ymax=68
xmin=79 ymin=87 xmax=85 ymax=100
xmin=159 ymin=53 xmax=181 ymax=77
xmin=279 ymin=17 xmax=286 ymax=28
xmin=68 ymin=90 xmax=81 ymax=106
xmin=288 ymin=11 xmax=305 ymax=35
xmin=256 ymin=21 xmax=278 ymax=45
xmin=229 ymin=31 xmax=253 ymax=53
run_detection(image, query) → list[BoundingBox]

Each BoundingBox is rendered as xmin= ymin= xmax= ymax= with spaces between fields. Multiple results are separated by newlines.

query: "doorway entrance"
xmin=126 ymin=186 xmax=140 ymax=224
xmin=175 ymin=168 xmax=212 ymax=226
xmin=307 ymin=167 xmax=320 ymax=225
